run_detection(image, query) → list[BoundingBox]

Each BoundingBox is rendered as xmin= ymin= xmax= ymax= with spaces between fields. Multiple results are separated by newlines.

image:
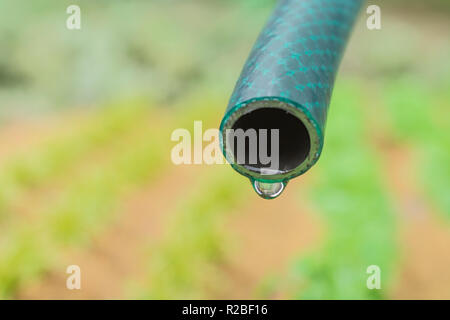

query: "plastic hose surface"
xmin=220 ymin=0 xmax=363 ymax=187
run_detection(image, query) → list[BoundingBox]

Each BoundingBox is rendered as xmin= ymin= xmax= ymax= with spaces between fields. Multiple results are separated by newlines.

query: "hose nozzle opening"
xmin=221 ymin=98 xmax=322 ymax=182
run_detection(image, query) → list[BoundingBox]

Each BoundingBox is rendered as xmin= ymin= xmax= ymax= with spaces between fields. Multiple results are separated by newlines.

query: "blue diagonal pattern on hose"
xmin=226 ymin=0 xmax=363 ymax=134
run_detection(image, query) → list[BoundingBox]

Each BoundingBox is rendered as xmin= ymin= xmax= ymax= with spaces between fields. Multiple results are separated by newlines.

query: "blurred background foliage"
xmin=0 ymin=0 xmax=448 ymax=299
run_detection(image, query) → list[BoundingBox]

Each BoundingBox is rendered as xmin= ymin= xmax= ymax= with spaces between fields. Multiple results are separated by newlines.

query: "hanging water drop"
xmin=252 ymin=180 xmax=286 ymax=199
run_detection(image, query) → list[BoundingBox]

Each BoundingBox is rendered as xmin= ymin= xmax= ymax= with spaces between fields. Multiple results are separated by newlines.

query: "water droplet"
xmin=252 ymin=180 xmax=286 ymax=199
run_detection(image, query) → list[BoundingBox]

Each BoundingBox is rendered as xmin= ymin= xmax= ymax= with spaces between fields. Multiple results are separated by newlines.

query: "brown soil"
xmin=12 ymin=110 xmax=450 ymax=300
xmin=16 ymin=165 xmax=322 ymax=300
xmin=214 ymin=177 xmax=322 ymax=299
xmin=381 ymin=146 xmax=450 ymax=299
xmin=365 ymin=89 xmax=450 ymax=300
xmin=17 ymin=164 xmax=199 ymax=299
xmin=0 ymin=113 xmax=86 ymax=163
xmin=9 ymin=120 xmax=160 ymax=221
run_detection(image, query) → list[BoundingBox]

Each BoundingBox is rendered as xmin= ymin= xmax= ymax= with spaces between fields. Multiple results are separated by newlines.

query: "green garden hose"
xmin=220 ymin=0 xmax=364 ymax=199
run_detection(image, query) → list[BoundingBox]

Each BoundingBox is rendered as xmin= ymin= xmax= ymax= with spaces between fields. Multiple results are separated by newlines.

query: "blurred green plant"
xmin=0 ymin=92 xmax=230 ymax=298
xmin=0 ymin=0 xmax=448 ymax=301
xmin=0 ymin=102 xmax=151 ymax=221
xmin=281 ymin=80 xmax=397 ymax=299
xmin=0 ymin=0 xmax=271 ymax=116
xmin=0 ymin=101 xmax=166 ymax=298
xmin=382 ymin=78 xmax=450 ymax=219
xmin=133 ymin=167 xmax=248 ymax=299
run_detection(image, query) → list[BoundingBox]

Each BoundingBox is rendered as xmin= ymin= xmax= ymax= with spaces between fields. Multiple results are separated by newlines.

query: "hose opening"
xmin=229 ymin=107 xmax=311 ymax=173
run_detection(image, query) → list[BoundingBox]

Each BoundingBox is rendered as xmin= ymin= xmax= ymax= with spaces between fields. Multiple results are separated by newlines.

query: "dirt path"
xmin=214 ymin=177 xmax=322 ymax=299
xmin=379 ymin=144 xmax=450 ymax=299
xmin=17 ymin=164 xmax=199 ymax=299
xmin=0 ymin=112 xmax=86 ymax=163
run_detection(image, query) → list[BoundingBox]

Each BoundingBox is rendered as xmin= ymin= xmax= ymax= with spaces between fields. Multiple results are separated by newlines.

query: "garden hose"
xmin=220 ymin=0 xmax=364 ymax=199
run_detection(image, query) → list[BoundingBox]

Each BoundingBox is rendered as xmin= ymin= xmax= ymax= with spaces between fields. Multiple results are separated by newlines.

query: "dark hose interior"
xmin=230 ymin=107 xmax=310 ymax=173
